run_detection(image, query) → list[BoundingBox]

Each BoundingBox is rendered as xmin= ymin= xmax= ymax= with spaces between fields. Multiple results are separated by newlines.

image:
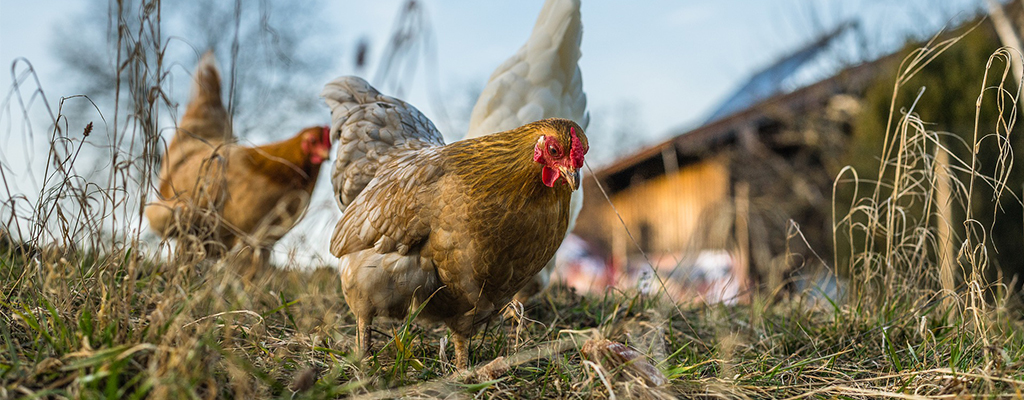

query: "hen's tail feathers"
xmin=465 ymin=0 xmax=588 ymax=139
xmin=179 ymin=51 xmax=232 ymax=143
xmin=322 ymin=76 xmax=445 ymax=211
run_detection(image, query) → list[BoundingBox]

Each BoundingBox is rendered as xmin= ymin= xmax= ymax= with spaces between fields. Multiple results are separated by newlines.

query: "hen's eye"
xmin=548 ymin=146 xmax=558 ymax=156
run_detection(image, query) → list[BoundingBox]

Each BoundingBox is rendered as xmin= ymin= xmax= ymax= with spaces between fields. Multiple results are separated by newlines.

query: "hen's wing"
xmin=322 ymin=76 xmax=445 ymax=212
xmin=465 ymin=0 xmax=588 ymax=138
xmin=328 ymin=148 xmax=444 ymax=258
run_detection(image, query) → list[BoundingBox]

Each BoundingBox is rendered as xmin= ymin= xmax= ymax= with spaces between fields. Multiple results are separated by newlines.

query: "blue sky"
xmin=2 ymin=0 xmax=985 ymax=146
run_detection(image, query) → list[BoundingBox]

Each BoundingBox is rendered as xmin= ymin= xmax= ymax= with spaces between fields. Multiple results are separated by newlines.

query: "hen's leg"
xmin=356 ymin=316 xmax=372 ymax=359
xmin=452 ymin=331 xmax=470 ymax=370
xmin=447 ymin=316 xmax=476 ymax=370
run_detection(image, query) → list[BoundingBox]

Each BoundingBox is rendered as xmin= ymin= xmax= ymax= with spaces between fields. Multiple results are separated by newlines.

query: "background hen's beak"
xmin=316 ymin=147 xmax=330 ymax=161
xmin=560 ymin=166 xmax=581 ymax=191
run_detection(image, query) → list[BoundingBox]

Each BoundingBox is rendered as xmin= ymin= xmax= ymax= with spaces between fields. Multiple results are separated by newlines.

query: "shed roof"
xmin=595 ymin=51 xmax=896 ymax=194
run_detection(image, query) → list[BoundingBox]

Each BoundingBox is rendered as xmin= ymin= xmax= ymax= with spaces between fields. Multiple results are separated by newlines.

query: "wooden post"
xmin=988 ymin=0 xmax=1024 ymax=105
xmin=662 ymin=145 xmax=679 ymax=174
xmin=734 ymin=181 xmax=751 ymax=302
xmin=935 ymin=143 xmax=956 ymax=308
xmin=612 ymin=222 xmax=627 ymax=283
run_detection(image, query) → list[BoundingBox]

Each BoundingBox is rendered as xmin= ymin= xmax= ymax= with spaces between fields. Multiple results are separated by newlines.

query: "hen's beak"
xmin=559 ymin=166 xmax=581 ymax=191
xmin=312 ymin=147 xmax=330 ymax=164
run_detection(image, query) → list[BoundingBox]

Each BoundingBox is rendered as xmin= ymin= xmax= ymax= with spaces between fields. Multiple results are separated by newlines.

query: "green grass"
xmin=2 ymin=246 xmax=1023 ymax=398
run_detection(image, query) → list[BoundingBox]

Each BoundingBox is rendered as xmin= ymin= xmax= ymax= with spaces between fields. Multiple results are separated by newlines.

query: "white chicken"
xmin=464 ymin=0 xmax=589 ymax=303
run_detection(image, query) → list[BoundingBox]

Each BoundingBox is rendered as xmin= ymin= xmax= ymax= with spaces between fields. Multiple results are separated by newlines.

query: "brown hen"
xmin=146 ymin=52 xmax=332 ymax=264
xmin=324 ymin=76 xmax=588 ymax=369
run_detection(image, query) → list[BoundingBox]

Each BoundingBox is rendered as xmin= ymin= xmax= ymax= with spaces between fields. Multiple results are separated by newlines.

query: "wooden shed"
xmin=573 ymin=47 xmax=895 ymax=295
xmin=570 ymin=6 xmax=1024 ymax=299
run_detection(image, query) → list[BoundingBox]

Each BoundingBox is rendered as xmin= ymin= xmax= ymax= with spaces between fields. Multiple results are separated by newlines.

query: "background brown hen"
xmin=146 ymin=52 xmax=332 ymax=265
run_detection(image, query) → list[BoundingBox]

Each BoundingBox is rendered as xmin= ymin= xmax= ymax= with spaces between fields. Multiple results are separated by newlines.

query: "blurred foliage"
xmin=51 ymin=0 xmax=338 ymax=141
xmin=837 ymin=23 xmax=1024 ymax=288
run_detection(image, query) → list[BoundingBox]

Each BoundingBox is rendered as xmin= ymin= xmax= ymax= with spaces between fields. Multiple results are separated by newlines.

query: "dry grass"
xmin=3 ymin=2 xmax=1024 ymax=399
xmin=3 ymin=246 xmax=1024 ymax=399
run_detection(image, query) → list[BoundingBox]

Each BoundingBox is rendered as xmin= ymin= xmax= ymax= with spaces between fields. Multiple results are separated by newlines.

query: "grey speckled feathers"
xmin=322 ymin=77 xmax=444 ymax=212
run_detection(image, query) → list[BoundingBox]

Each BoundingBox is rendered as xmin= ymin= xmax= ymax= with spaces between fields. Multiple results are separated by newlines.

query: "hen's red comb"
xmin=321 ymin=126 xmax=332 ymax=146
xmin=569 ymin=127 xmax=587 ymax=168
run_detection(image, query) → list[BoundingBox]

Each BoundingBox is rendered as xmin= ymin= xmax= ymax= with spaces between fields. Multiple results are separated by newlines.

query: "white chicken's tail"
xmin=178 ymin=51 xmax=231 ymax=143
xmin=465 ymin=0 xmax=588 ymax=138
xmin=322 ymin=76 xmax=445 ymax=212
